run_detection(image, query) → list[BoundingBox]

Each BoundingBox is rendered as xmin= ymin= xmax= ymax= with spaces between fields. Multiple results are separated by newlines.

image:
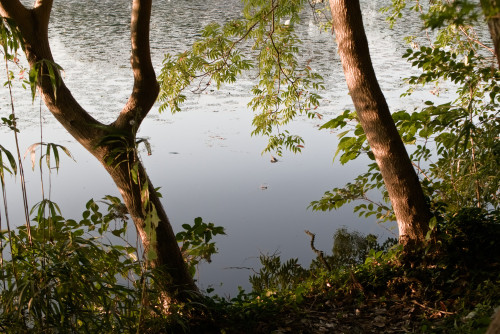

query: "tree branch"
xmin=5 ymin=0 xmax=196 ymax=297
xmin=0 ymin=0 xmax=30 ymax=32
xmin=305 ymin=230 xmax=332 ymax=271
xmin=113 ymin=0 xmax=159 ymax=133
xmin=0 ymin=0 xmax=27 ymax=18
xmin=3 ymin=0 xmax=106 ymax=154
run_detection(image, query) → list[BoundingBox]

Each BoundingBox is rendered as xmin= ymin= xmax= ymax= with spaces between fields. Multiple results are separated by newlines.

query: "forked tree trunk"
xmin=0 ymin=0 xmax=197 ymax=300
xmin=329 ymin=0 xmax=431 ymax=244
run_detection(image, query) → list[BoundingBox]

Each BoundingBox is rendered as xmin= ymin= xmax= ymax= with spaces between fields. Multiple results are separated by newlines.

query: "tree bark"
xmin=480 ymin=0 xmax=500 ymax=67
xmin=329 ymin=0 xmax=431 ymax=244
xmin=487 ymin=308 xmax=500 ymax=334
xmin=0 ymin=0 xmax=198 ymax=299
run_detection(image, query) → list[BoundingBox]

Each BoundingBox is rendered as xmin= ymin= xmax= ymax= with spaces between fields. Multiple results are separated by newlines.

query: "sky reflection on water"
xmin=0 ymin=0 xmax=435 ymax=295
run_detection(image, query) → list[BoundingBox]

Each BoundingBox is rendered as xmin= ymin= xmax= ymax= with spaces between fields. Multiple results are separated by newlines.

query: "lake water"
xmin=1 ymin=0 xmax=433 ymax=295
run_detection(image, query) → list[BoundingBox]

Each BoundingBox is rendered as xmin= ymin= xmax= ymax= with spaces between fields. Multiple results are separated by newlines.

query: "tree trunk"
xmin=487 ymin=308 xmax=500 ymax=334
xmin=480 ymin=0 xmax=500 ymax=67
xmin=102 ymin=151 xmax=199 ymax=298
xmin=0 ymin=0 xmax=198 ymax=300
xmin=329 ymin=0 xmax=431 ymax=244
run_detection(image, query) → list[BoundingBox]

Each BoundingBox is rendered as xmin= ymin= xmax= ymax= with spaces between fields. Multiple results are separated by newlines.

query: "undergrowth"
xmin=1 ymin=197 xmax=498 ymax=333
xmin=157 ymin=208 xmax=500 ymax=334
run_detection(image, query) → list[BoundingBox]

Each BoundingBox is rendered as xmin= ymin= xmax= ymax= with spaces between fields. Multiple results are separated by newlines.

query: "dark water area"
xmin=1 ymin=0 xmax=441 ymax=295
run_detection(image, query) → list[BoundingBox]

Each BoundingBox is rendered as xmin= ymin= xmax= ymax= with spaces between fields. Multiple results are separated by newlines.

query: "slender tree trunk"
xmin=0 ymin=0 xmax=198 ymax=300
xmin=329 ymin=0 xmax=431 ymax=244
xmin=480 ymin=0 xmax=500 ymax=67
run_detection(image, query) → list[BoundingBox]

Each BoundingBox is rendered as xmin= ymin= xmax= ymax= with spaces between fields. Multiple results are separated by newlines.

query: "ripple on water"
xmin=4 ymin=0 xmax=444 ymax=295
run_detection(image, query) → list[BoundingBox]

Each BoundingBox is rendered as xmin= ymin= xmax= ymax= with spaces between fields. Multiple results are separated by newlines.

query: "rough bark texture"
xmin=0 ymin=0 xmax=198 ymax=299
xmin=480 ymin=0 xmax=500 ymax=68
xmin=329 ymin=0 xmax=431 ymax=243
xmin=487 ymin=308 xmax=500 ymax=334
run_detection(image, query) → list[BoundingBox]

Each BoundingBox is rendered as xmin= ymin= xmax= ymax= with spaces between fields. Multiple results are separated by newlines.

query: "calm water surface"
xmin=1 ymin=0 xmax=433 ymax=295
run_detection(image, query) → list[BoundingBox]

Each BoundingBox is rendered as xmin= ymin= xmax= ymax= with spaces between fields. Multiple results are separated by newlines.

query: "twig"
xmin=348 ymin=268 xmax=364 ymax=292
xmin=411 ymin=300 xmax=455 ymax=315
xmin=4 ymin=50 xmax=32 ymax=246
xmin=459 ymin=26 xmax=495 ymax=54
xmin=305 ymin=230 xmax=331 ymax=271
xmin=223 ymin=266 xmax=258 ymax=274
xmin=411 ymin=161 xmax=431 ymax=182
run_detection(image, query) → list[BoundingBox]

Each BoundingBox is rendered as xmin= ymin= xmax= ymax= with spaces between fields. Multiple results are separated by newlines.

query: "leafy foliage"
xmin=324 ymin=227 xmax=395 ymax=269
xmin=95 ymin=128 xmax=164 ymax=262
xmin=388 ymin=0 xmax=500 ymax=212
xmin=225 ymin=213 xmax=499 ymax=333
xmin=28 ymin=59 xmax=63 ymax=102
xmin=312 ymin=0 xmax=500 ymax=222
xmin=1 ymin=114 xmax=20 ymax=133
xmin=309 ymin=162 xmax=395 ymax=223
xmin=249 ymin=253 xmax=308 ymax=295
xmin=0 ymin=198 xmax=144 ymax=333
xmin=176 ymin=217 xmax=226 ymax=277
xmin=397 ymin=45 xmax=500 ymax=211
xmin=158 ymin=0 xmax=325 ymax=155
xmin=0 ymin=18 xmax=23 ymax=61
xmin=24 ymin=142 xmax=74 ymax=172
xmin=0 ymin=144 xmax=17 ymax=182
xmin=0 ymin=191 xmax=227 ymax=333
xmin=1 ymin=1 xmax=499 ymax=332
xmin=167 ymin=216 xmax=498 ymax=333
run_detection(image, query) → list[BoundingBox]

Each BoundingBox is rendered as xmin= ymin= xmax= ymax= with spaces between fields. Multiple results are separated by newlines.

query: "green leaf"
xmin=147 ymin=248 xmax=158 ymax=261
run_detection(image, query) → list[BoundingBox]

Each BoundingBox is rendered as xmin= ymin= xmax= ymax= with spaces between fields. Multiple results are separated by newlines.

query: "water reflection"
xmin=249 ymin=227 xmax=397 ymax=294
xmin=2 ymin=0 xmax=427 ymax=295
